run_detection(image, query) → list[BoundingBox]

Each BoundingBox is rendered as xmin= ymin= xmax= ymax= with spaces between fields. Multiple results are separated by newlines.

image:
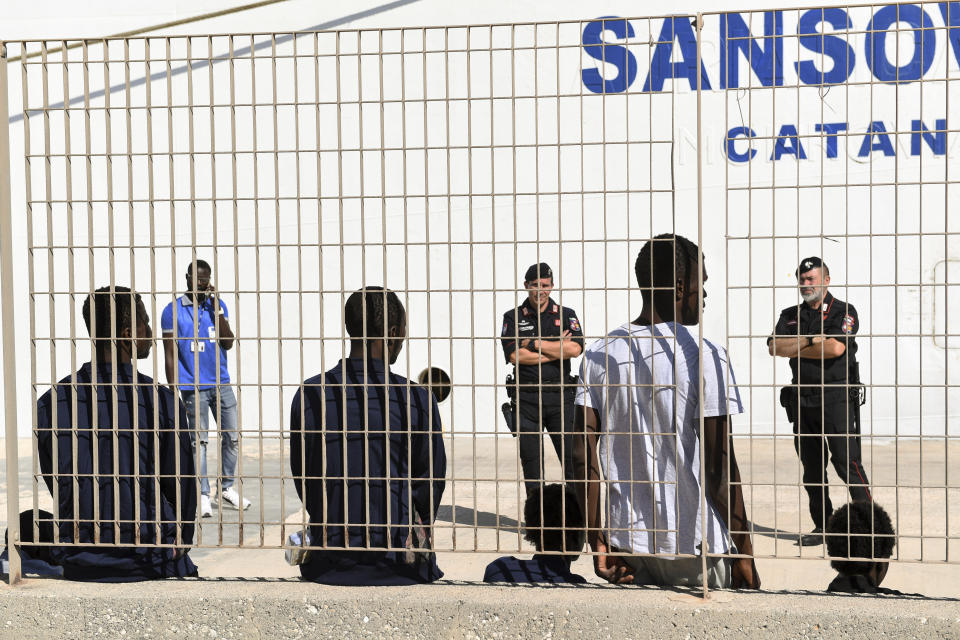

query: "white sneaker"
xmin=218 ymin=487 xmax=251 ymax=511
xmin=200 ymin=494 xmax=213 ymax=518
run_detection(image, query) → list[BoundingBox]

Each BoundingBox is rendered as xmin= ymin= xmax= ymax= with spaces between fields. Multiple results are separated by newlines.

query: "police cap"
xmin=524 ymin=262 xmax=553 ymax=283
xmin=796 ymin=256 xmax=827 ymax=277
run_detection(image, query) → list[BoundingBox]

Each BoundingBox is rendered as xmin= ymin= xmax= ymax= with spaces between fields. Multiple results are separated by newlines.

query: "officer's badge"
xmin=842 ymin=314 xmax=855 ymax=334
xmin=569 ymin=317 xmax=581 ymax=332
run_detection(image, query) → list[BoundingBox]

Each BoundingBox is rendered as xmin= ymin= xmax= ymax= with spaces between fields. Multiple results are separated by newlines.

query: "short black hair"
xmin=81 ymin=286 xmax=142 ymax=339
xmin=344 ymin=286 xmax=406 ymax=340
xmin=523 ymin=484 xmax=584 ymax=554
xmin=6 ymin=509 xmax=55 ymax=564
xmin=634 ymin=233 xmax=700 ymax=305
xmin=186 ymin=259 xmax=211 ymax=275
xmin=827 ymin=501 xmax=896 ymax=576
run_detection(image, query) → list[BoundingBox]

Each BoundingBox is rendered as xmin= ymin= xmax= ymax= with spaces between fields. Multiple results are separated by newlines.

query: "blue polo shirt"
xmin=161 ymin=295 xmax=231 ymax=389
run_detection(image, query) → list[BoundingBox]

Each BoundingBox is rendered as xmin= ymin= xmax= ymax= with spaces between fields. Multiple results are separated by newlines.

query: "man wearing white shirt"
xmin=573 ymin=234 xmax=759 ymax=589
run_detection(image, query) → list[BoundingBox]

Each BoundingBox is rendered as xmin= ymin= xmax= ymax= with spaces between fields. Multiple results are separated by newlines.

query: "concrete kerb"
xmin=0 ymin=580 xmax=957 ymax=639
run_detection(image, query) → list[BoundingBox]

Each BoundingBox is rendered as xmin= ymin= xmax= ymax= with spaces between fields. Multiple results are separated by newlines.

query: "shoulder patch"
xmin=842 ymin=314 xmax=855 ymax=334
xmin=502 ymin=322 xmax=508 ymax=335
xmin=569 ymin=317 xmax=581 ymax=332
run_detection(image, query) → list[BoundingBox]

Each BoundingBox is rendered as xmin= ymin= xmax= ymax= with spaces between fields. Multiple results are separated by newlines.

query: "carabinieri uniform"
xmin=771 ymin=290 xmax=871 ymax=531
xmin=501 ymin=296 xmax=584 ymax=494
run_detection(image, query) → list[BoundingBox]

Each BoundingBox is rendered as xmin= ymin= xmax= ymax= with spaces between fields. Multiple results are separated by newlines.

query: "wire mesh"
xmin=1 ymin=1 xmax=957 ymax=589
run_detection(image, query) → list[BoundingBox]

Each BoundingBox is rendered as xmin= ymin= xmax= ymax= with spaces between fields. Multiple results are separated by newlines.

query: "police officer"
xmin=501 ymin=263 xmax=584 ymax=497
xmin=768 ymin=257 xmax=871 ymax=546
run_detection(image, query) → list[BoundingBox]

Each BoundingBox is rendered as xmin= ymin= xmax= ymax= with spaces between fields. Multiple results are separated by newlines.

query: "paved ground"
xmin=0 ymin=579 xmax=958 ymax=639
xmin=2 ymin=435 xmax=959 ymax=599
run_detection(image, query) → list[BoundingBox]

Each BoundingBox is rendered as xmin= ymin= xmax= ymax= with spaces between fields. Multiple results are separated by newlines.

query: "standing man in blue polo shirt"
xmin=162 ymin=259 xmax=250 ymax=518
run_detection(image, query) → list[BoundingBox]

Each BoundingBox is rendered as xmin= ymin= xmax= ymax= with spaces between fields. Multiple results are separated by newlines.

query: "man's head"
xmin=344 ymin=287 xmax=407 ymax=364
xmin=185 ymin=259 xmax=212 ymax=302
xmin=523 ymin=262 xmax=554 ymax=310
xmin=827 ymin=501 xmax=895 ymax=584
xmin=7 ymin=509 xmax=55 ymax=564
xmin=82 ymin=286 xmax=152 ymax=361
xmin=634 ymin=234 xmax=704 ymax=325
xmin=523 ymin=484 xmax=585 ymax=557
xmin=796 ymin=257 xmax=830 ymax=305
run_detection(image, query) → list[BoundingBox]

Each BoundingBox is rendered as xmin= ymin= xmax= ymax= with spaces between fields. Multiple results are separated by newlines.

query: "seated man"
xmin=290 ymin=287 xmax=447 ymax=585
xmin=36 ymin=286 xmax=198 ymax=581
xmin=826 ymin=501 xmax=898 ymax=594
xmin=573 ymin=234 xmax=760 ymax=589
xmin=483 ymin=484 xmax=586 ymax=584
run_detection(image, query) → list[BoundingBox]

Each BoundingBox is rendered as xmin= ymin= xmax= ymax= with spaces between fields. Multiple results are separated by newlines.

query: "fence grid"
xmin=2 ymin=2 xmax=957 ymax=592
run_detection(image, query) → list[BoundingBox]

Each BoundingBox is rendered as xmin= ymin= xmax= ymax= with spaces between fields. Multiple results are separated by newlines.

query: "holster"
xmin=502 ymin=373 xmax=518 ymax=436
xmin=779 ymin=385 xmax=799 ymax=422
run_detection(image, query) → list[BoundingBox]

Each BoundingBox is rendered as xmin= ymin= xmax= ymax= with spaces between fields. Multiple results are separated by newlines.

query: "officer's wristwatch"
xmin=806 ymin=335 xmax=814 ymax=348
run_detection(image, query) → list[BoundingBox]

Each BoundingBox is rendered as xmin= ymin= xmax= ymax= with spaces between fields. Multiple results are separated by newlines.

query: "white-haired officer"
xmin=769 ymin=257 xmax=871 ymax=546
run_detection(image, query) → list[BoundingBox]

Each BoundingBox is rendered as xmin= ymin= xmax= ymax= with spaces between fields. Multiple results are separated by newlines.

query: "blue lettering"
xmin=858 ymin=121 xmax=896 ymax=156
xmin=911 ymin=119 xmax=947 ymax=155
xmin=865 ymin=5 xmax=936 ymax=83
xmin=815 ymin=123 xmax=848 ymax=158
xmin=720 ymin=11 xmax=783 ymax=88
xmin=771 ymin=124 xmax=807 ymax=160
xmin=643 ymin=17 xmax=711 ymax=92
xmin=795 ymin=8 xmax=855 ymax=85
xmin=582 ymin=18 xmax=638 ymax=94
xmin=938 ymin=3 xmax=960 ymax=67
xmin=726 ymin=127 xmax=758 ymax=162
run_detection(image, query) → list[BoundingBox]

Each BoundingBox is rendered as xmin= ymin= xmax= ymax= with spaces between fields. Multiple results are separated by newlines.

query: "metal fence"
xmin=2 ymin=2 xmax=958 ymax=592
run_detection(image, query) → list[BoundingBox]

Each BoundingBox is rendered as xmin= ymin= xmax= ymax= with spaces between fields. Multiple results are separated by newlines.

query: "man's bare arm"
xmin=572 ymin=405 xmax=603 ymax=544
xmin=507 ymin=348 xmax=549 ymax=365
xmin=215 ymin=313 xmax=235 ymax=351
xmin=768 ymin=335 xmax=846 ymax=359
xmin=163 ymin=333 xmax=178 ymax=388
xmin=573 ymin=404 xmax=634 ymax=584
xmin=703 ymin=415 xmax=760 ymax=589
xmin=534 ymin=330 xmax=584 ymax=361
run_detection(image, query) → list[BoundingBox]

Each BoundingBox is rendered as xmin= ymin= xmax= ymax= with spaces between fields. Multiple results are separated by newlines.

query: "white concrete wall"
xmin=2 ymin=1 xmax=960 ymax=440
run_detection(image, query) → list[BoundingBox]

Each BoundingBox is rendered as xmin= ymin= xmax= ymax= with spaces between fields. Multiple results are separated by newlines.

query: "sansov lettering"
xmin=581 ymin=4 xmax=960 ymax=93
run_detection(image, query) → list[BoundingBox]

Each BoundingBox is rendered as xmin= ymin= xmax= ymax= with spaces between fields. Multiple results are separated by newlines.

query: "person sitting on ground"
xmin=573 ymin=234 xmax=760 ymax=588
xmin=826 ymin=501 xmax=899 ymax=594
xmin=483 ymin=484 xmax=587 ymax=584
xmin=290 ymin=287 xmax=447 ymax=585
xmin=36 ymin=286 xmax=198 ymax=581
xmin=2 ymin=509 xmax=62 ymax=577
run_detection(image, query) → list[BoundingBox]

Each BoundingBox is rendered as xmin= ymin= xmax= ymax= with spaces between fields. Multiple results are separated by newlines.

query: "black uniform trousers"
xmin=791 ymin=393 xmax=872 ymax=529
xmin=514 ymin=389 xmax=575 ymax=497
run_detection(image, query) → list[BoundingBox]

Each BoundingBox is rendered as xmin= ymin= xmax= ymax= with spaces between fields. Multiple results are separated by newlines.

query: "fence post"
xmin=694 ymin=13 xmax=709 ymax=600
xmin=0 ymin=42 xmax=22 ymax=586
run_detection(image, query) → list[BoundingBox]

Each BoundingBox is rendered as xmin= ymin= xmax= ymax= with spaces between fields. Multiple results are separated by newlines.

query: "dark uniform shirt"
xmin=36 ymin=362 xmax=198 ymax=582
xmin=289 ymin=357 xmax=447 ymax=585
xmin=770 ymin=292 xmax=859 ymax=402
xmin=483 ymin=554 xmax=587 ymax=584
xmin=501 ymin=297 xmax=585 ymax=390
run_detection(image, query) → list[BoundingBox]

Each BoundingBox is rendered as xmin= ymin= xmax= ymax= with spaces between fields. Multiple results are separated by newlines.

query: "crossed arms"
xmin=507 ymin=330 xmax=584 ymax=365
xmin=768 ymin=334 xmax=846 ymax=359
